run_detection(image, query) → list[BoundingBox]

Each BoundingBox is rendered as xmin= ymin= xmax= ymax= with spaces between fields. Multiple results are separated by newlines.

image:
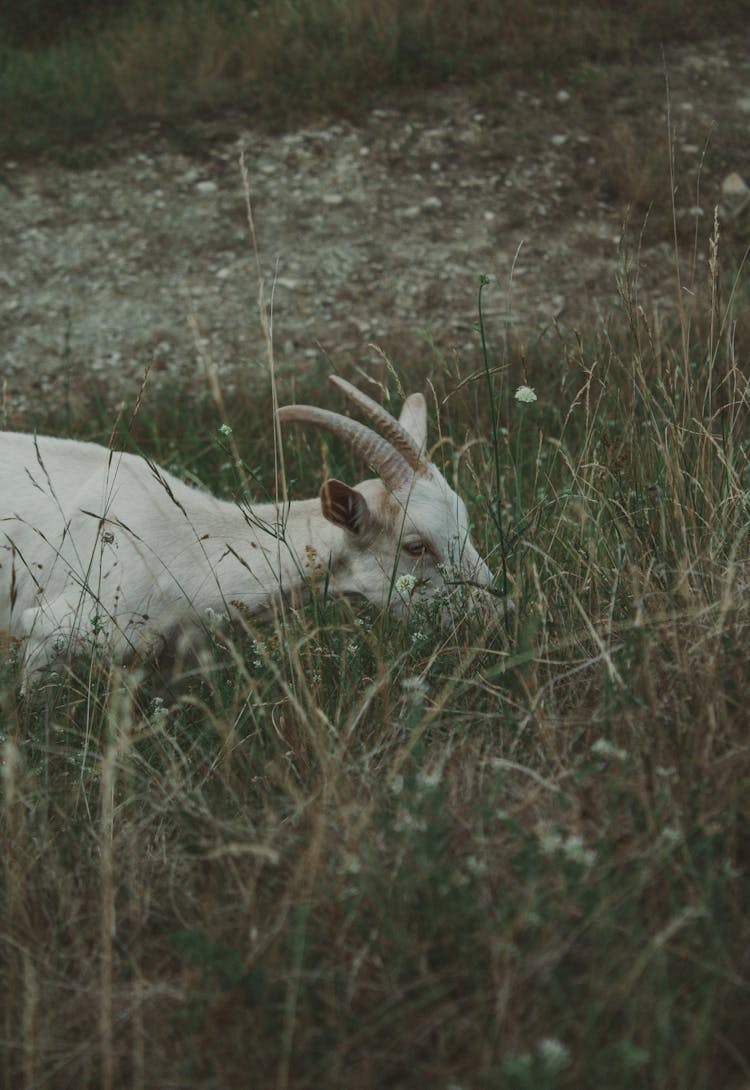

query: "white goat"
xmin=0 ymin=376 xmax=494 ymax=686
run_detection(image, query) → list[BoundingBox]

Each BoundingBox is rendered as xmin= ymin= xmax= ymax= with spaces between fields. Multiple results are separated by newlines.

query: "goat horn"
xmin=329 ymin=376 xmax=428 ymax=474
xmin=277 ymin=405 xmax=412 ymax=492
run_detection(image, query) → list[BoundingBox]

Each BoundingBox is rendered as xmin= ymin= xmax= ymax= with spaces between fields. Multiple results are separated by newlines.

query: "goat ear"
xmin=320 ymin=479 xmax=373 ymax=536
xmin=398 ymin=393 xmax=427 ymax=454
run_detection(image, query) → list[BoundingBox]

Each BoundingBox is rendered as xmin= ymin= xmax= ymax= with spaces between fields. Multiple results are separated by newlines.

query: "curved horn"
xmin=278 ymin=405 xmax=411 ymax=492
xmin=329 ymin=376 xmax=428 ymax=474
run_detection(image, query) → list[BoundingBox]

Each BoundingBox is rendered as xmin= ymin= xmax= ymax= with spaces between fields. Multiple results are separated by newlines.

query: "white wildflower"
xmin=539 ymin=829 xmax=564 ymax=855
xmin=401 ymin=675 xmax=428 ymax=695
xmin=342 ymin=852 xmax=361 ymax=875
xmin=562 ymin=834 xmax=597 ymax=867
xmin=537 ymin=1037 xmax=571 ymax=1073
xmin=539 ymin=828 xmax=596 ymax=867
xmin=394 ymin=808 xmax=427 ymax=833
xmin=395 ymin=573 xmax=418 ymax=598
xmin=251 ymin=637 xmax=269 ymax=669
xmin=401 ymin=674 xmax=429 ymax=707
xmin=659 ymin=826 xmax=682 ymax=847
xmin=591 ymin=737 xmax=629 ymax=763
xmin=149 ymin=696 xmax=169 ymax=724
xmin=204 ymin=606 xmax=229 ymax=631
xmin=465 ymin=854 xmax=488 ymax=875
xmin=514 ymin=385 xmax=538 ymax=403
xmin=417 ymin=766 xmax=442 ymax=789
xmin=656 ymin=765 xmax=678 ymax=780
xmin=218 ymin=422 xmax=233 ymax=438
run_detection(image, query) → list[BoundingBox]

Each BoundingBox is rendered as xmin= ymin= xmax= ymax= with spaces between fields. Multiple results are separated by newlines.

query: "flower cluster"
xmin=395 ymin=573 xmax=417 ymax=596
xmin=539 ymin=828 xmax=596 ymax=868
xmin=514 ymin=385 xmax=538 ymax=404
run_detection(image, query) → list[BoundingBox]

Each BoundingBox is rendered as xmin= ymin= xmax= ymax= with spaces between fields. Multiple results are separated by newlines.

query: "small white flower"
xmin=394 ymin=808 xmax=427 ymax=832
xmin=659 ymin=826 xmax=682 ymax=847
xmin=539 ymin=827 xmax=596 ymax=867
xmin=591 ymin=737 xmax=629 ymax=763
xmin=149 ymin=696 xmax=169 ymax=723
xmin=537 ymin=1037 xmax=571 ymax=1073
xmin=417 ymin=766 xmax=442 ymax=789
xmin=204 ymin=606 xmax=229 ymax=631
xmin=251 ymin=637 xmax=269 ymax=669
xmin=401 ymin=675 xmax=429 ymax=706
xmin=395 ymin=573 xmax=417 ymax=596
xmin=514 ymin=385 xmax=537 ymax=403
xmin=562 ymin=834 xmax=597 ymax=867
xmin=539 ymin=830 xmax=563 ymax=855
xmin=342 ymin=852 xmax=361 ymax=875
xmin=656 ymin=765 xmax=678 ymax=780
xmin=218 ymin=423 xmax=233 ymax=438
xmin=401 ymin=675 xmax=428 ymax=694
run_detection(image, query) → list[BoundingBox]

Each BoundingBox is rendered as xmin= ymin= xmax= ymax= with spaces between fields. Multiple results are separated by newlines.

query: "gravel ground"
xmin=1 ymin=33 xmax=748 ymax=423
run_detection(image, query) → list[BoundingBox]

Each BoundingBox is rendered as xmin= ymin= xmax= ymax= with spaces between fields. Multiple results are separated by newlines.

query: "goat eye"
xmin=402 ymin=540 xmax=432 ymax=558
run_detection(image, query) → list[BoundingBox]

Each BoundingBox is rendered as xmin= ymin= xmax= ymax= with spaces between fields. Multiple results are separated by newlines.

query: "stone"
xmin=720 ymin=172 xmax=750 ymax=219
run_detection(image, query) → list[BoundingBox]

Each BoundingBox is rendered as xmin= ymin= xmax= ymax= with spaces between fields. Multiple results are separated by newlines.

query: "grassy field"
xmin=2 ymin=1 xmax=750 ymax=1086
xmin=1 ymin=0 xmax=749 ymax=158
xmin=2 ymin=223 xmax=749 ymax=1086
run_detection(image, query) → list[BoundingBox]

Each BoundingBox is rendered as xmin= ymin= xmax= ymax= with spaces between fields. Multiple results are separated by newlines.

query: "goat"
xmin=0 ymin=376 xmax=494 ymax=687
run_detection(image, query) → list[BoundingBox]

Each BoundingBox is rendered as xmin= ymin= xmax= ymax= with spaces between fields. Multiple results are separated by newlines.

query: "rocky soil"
xmin=1 ymin=34 xmax=749 ymax=423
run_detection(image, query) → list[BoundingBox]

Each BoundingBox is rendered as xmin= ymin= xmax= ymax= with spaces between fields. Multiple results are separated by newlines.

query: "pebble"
xmin=722 ymin=172 xmax=749 ymax=199
xmin=720 ymin=172 xmax=750 ymax=221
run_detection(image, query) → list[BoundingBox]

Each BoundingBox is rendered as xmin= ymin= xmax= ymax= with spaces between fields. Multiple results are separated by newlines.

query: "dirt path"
xmin=2 ymin=34 xmax=748 ymax=422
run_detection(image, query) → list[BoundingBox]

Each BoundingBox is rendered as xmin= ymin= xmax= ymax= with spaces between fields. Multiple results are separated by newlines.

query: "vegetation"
xmin=2 ymin=212 xmax=749 ymax=1086
xmin=2 ymin=2 xmax=749 ymax=1085
xmin=1 ymin=0 xmax=749 ymax=157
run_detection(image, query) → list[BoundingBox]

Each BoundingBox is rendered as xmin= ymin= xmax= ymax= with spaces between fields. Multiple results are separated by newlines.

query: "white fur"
xmin=0 ymin=391 xmax=493 ymax=686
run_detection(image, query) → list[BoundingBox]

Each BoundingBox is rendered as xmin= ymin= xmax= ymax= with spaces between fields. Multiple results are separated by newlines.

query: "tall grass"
xmin=2 ymin=0 xmax=749 ymax=157
xmin=1 ymin=211 xmax=749 ymax=1086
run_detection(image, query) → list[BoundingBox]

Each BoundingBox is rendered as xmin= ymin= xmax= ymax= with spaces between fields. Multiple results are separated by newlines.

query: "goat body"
xmin=0 ymin=379 xmax=493 ymax=686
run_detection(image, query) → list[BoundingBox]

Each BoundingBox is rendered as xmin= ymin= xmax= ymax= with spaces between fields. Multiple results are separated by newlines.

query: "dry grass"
xmin=1 ymin=197 xmax=749 ymax=1087
xmin=2 ymin=0 xmax=749 ymax=157
xmin=3 ymin=11 xmax=750 ymax=1080
xmin=598 ymin=120 xmax=669 ymax=212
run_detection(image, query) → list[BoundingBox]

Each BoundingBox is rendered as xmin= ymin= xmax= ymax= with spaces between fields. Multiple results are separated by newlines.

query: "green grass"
xmin=2 ymin=4 xmax=750 ymax=1079
xmin=2 ymin=0 xmax=749 ymax=159
xmin=2 ymin=216 xmax=749 ymax=1087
